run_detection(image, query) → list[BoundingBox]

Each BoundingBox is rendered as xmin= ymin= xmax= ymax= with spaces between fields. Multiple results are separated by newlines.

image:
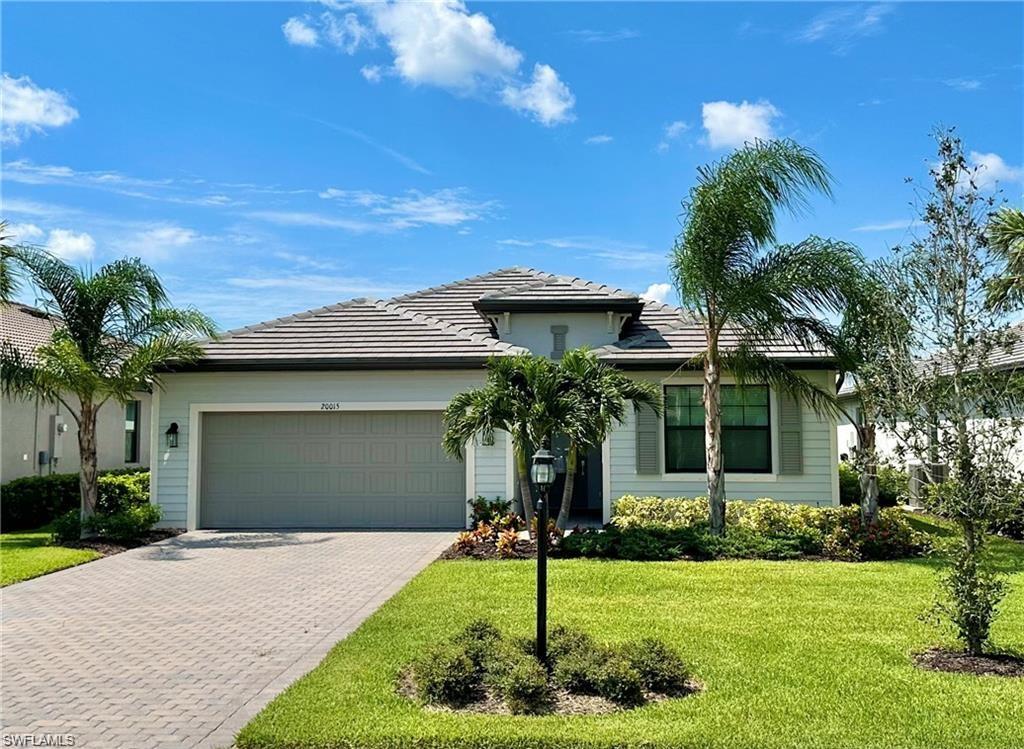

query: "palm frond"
xmin=722 ymin=344 xmax=840 ymax=418
xmin=986 ymin=207 xmax=1024 ymax=312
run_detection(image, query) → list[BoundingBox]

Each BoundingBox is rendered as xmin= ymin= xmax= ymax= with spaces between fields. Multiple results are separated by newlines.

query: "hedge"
xmin=1 ymin=469 xmax=150 ymax=531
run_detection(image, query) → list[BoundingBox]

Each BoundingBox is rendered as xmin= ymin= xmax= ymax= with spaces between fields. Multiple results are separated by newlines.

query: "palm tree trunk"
xmin=858 ymin=423 xmax=879 ymax=525
xmin=555 ymin=442 xmax=578 ymax=531
xmin=705 ymin=353 xmax=726 ymax=536
xmin=515 ymin=446 xmax=536 ymax=532
xmin=78 ymin=399 xmax=99 ymax=535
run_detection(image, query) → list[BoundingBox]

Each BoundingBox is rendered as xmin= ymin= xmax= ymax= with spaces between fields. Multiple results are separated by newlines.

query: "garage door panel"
xmin=200 ymin=411 xmax=465 ymax=529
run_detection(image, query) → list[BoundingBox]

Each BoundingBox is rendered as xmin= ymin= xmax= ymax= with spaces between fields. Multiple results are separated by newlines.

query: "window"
xmin=664 ymin=385 xmax=771 ymax=473
xmin=124 ymin=401 xmax=140 ymax=463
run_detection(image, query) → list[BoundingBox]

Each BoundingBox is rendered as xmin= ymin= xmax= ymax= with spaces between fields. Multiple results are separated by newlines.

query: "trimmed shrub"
xmin=489 ymin=654 xmax=551 ymax=715
xmin=621 ymin=638 xmax=689 ymax=694
xmin=595 ymin=657 xmax=645 ymax=707
xmin=1 ymin=469 xmax=150 ymax=531
xmin=468 ymin=496 xmax=514 ymax=526
xmin=453 ymin=620 xmax=503 ymax=674
xmin=83 ymin=503 xmax=162 ymax=542
xmin=838 ymin=463 xmax=908 ymax=507
xmin=552 ymin=648 xmax=605 ymax=695
xmin=611 ymin=496 xmax=709 ymax=529
xmin=50 ymin=509 xmax=82 ymax=544
xmin=412 ymin=642 xmax=479 ymax=705
xmin=547 ymin=624 xmax=594 ymax=665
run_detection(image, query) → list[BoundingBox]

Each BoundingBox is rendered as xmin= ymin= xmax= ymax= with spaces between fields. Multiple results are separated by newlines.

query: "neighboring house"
xmin=152 ymin=267 xmax=841 ymax=531
xmin=1 ymin=303 xmax=151 ymax=483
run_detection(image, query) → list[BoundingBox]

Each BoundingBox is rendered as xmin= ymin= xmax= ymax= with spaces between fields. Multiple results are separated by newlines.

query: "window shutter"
xmin=550 ymin=325 xmax=568 ymax=360
xmin=778 ymin=391 xmax=803 ymax=474
xmin=635 ymin=404 xmax=661 ymax=474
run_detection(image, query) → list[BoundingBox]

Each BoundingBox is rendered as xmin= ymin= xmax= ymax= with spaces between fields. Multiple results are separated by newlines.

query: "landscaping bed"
xmin=235 ymin=517 xmax=1024 ymax=749
xmin=914 ymin=648 xmax=1024 ymax=677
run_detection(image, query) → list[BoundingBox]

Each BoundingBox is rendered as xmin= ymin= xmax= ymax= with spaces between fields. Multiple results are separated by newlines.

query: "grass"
xmin=0 ymin=526 xmax=101 ymax=586
xmin=237 ymin=517 xmax=1024 ymax=749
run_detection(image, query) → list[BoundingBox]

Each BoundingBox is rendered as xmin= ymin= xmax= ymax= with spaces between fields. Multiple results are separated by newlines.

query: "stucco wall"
xmin=607 ymin=369 xmax=840 ymax=509
xmin=2 ymin=393 xmax=150 ymax=483
xmin=152 ymin=370 xmax=508 ymax=528
xmin=498 ymin=312 xmax=621 ymax=356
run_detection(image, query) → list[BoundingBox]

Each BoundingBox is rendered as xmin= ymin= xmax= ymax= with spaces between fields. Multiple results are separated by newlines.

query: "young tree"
xmin=0 ymin=250 xmax=215 ymax=523
xmin=834 ymin=266 xmax=912 ymax=524
xmin=552 ymin=349 xmax=661 ymax=531
xmin=442 ymin=354 xmax=566 ymax=529
xmin=670 ymin=139 xmax=864 ymax=535
xmin=874 ymin=130 xmax=1021 ymax=655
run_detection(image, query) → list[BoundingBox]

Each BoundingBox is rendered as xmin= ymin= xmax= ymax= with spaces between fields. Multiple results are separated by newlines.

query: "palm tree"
xmin=553 ymin=349 xmax=661 ymax=530
xmin=987 ymin=206 xmax=1024 ymax=312
xmin=0 ymin=249 xmax=215 ymax=522
xmin=0 ymin=221 xmax=19 ymax=302
xmin=443 ymin=354 xmax=565 ymax=529
xmin=670 ymin=139 xmax=864 ymax=535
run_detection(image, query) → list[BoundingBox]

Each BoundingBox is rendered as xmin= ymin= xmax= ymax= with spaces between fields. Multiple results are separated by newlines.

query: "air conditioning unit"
xmin=907 ymin=462 xmax=948 ymax=507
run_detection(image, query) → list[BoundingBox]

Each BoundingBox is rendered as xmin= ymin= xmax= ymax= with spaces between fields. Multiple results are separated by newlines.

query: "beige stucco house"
xmin=1 ymin=303 xmax=151 ymax=483
xmin=151 ymin=268 xmax=841 ymax=531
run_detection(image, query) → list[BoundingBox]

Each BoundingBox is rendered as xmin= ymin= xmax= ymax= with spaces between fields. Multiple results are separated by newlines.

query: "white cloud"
xmin=852 ymin=219 xmax=922 ymax=232
xmin=366 ymin=0 xmax=521 ymax=89
xmin=1 ymin=74 xmax=79 ymax=144
xmin=282 ymin=17 xmax=319 ymax=47
xmin=566 ymin=28 xmax=640 ymax=43
xmin=643 ymin=283 xmax=672 ymax=303
xmin=46 ymin=229 xmax=94 ymax=261
xmin=701 ymin=100 xmax=780 ymax=149
xmin=497 ymin=238 xmax=535 ymax=247
xmin=226 ymin=274 xmax=409 ymax=298
xmin=245 ymin=211 xmax=379 ymax=233
xmin=657 ymin=120 xmax=690 ymax=152
xmin=501 ymin=64 xmax=575 ymax=126
xmin=969 ymin=151 xmax=1023 ymax=190
xmin=116 ymin=225 xmax=199 ymax=260
xmin=361 ymin=65 xmax=383 ymax=83
xmin=592 ymin=250 xmax=666 ymax=270
xmin=286 ymin=1 xmax=575 ymax=126
xmin=797 ymin=3 xmax=893 ymax=53
xmin=320 ymin=11 xmax=373 ymax=55
xmin=6 ymin=222 xmax=45 ymax=242
xmin=318 ymin=186 xmax=497 ymax=228
xmin=585 ymin=134 xmax=613 ymax=145
xmin=943 ymin=77 xmax=982 ymax=92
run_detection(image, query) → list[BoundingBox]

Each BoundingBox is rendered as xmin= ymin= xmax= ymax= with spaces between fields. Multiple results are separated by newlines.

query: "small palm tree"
xmin=670 ymin=139 xmax=864 ymax=535
xmin=553 ymin=349 xmax=661 ymax=530
xmin=987 ymin=206 xmax=1024 ymax=312
xmin=443 ymin=354 xmax=565 ymax=528
xmin=0 ymin=249 xmax=216 ymax=523
xmin=0 ymin=221 xmax=19 ymax=302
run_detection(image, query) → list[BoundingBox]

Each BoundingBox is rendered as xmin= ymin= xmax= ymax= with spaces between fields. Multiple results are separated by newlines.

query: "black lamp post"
xmin=530 ymin=447 xmax=556 ymax=664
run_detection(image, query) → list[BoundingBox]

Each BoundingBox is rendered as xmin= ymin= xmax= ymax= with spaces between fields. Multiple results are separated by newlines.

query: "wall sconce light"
xmin=165 ymin=422 xmax=179 ymax=448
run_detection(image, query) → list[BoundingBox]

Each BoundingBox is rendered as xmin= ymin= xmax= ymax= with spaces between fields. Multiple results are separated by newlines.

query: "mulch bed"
xmin=396 ymin=668 xmax=701 ymax=716
xmin=913 ymin=648 xmax=1024 ymax=677
xmin=440 ymin=538 xmax=538 ymax=560
xmin=66 ymin=529 xmax=183 ymax=557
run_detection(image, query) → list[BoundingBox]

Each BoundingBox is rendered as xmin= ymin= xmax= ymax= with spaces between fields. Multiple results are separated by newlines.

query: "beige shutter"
xmin=778 ymin=391 xmax=803 ymax=474
xmin=635 ymin=404 xmax=661 ymax=474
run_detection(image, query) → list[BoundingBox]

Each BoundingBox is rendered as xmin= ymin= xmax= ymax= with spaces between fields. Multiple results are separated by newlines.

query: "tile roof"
xmin=192 ymin=266 xmax=838 ymax=369
xmin=0 ymin=303 xmax=59 ymax=362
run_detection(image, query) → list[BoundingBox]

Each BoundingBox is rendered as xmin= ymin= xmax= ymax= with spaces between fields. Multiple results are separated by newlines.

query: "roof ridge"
xmin=211 ymin=298 xmax=369 ymax=342
xmin=373 ymin=299 xmax=526 ymax=354
xmin=390 ymin=267 xmax=545 ymax=302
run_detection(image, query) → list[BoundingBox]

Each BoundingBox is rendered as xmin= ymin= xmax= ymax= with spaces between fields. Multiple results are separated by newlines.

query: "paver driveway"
xmin=1 ymin=530 xmax=453 ymax=749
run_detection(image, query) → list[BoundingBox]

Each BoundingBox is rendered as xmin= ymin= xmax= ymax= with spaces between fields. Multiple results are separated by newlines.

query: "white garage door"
xmin=199 ymin=411 xmax=465 ymax=528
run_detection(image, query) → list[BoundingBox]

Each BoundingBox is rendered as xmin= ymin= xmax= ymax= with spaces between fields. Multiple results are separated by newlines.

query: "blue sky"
xmin=2 ymin=1 xmax=1021 ymax=329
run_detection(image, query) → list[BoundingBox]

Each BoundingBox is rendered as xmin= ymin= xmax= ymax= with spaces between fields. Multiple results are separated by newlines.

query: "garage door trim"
xmin=183 ymin=402 xmax=474 ymax=530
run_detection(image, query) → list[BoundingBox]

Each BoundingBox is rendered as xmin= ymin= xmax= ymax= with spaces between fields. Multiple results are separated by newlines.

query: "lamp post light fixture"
xmin=530 ymin=447 xmax=556 ymax=664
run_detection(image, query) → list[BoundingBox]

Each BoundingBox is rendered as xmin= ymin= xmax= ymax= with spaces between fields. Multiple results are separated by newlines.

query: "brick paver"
xmin=1 ymin=530 xmax=453 ymax=748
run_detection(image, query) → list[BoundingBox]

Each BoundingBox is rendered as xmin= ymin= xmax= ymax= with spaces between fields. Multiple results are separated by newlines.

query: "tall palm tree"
xmin=670 ymin=139 xmax=864 ymax=535
xmin=987 ymin=206 xmax=1024 ymax=312
xmin=553 ymin=349 xmax=661 ymax=530
xmin=443 ymin=354 xmax=565 ymax=529
xmin=0 ymin=249 xmax=216 ymax=522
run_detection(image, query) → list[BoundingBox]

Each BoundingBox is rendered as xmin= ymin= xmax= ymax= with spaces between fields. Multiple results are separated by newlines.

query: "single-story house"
xmin=1 ymin=302 xmax=151 ymax=482
xmin=152 ymin=267 xmax=841 ymax=530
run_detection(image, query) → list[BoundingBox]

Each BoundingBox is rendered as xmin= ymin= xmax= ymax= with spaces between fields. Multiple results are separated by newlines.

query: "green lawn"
xmin=238 ymin=520 xmax=1024 ymax=749
xmin=0 ymin=526 xmax=101 ymax=586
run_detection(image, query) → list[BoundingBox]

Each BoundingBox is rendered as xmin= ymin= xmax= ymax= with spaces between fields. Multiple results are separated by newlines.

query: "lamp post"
xmin=530 ymin=447 xmax=555 ymax=664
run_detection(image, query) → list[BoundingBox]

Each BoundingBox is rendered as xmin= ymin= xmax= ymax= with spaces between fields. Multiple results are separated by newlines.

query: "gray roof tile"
xmin=0 ymin=303 xmax=59 ymax=362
